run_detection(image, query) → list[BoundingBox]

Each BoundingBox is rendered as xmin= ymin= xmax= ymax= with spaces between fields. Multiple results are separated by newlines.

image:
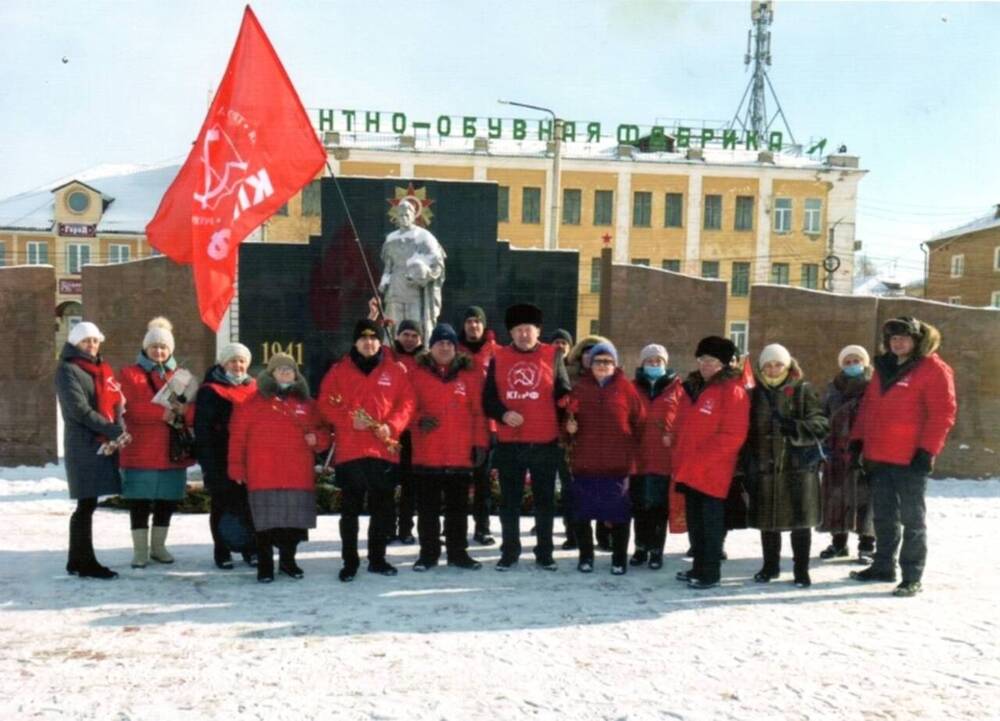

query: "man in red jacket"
xmin=482 ymin=304 xmax=571 ymax=570
xmin=457 ymin=305 xmax=497 ymax=545
xmin=849 ymin=317 xmax=956 ymax=597
xmin=386 ymin=319 xmax=423 ymax=545
xmin=318 ymin=319 xmax=416 ymax=582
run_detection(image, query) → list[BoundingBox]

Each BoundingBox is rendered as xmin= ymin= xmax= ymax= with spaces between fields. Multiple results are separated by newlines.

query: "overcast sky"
xmin=1 ymin=0 xmax=997 ymax=278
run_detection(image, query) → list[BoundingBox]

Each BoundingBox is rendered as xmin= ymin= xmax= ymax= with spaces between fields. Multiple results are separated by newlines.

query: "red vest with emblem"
xmin=493 ymin=343 xmax=559 ymax=444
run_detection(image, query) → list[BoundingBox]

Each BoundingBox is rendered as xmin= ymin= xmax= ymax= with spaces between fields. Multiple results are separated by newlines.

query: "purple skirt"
xmin=571 ymin=474 xmax=631 ymax=524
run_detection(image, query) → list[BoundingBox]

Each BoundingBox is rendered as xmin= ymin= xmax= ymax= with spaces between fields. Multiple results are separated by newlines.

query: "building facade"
xmin=924 ymin=206 xmax=1000 ymax=308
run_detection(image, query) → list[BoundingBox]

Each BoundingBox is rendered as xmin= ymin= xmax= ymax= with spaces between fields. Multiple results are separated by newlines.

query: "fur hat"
xmin=463 ymin=306 xmax=487 ymax=323
xmin=587 ymin=341 xmax=619 ymax=367
xmin=353 ymin=319 xmax=381 ymax=342
xmin=265 ymin=352 xmax=298 ymax=374
xmin=396 ymin=319 xmax=424 ymax=338
xmin=838 ymin=344 xmax=870 ymax=368
xmin=504 ymin=303 xmax=543 ymax=330
xmin=695 ymin=336 xmax=737 ymax=366
xmin=429 ymin=323 xmax=459 ymax=347
xmin=68 ymin=321 xmax=105 ymax=346
xmin=142 ymin=316 xmax=175 ymax=354
xmin=218 ymin=342 xmax=251 ymax=365
xmin=758 ymin=343 xmax=791 ymax=369
xmin=639 ymin=343 xmax=669 ymax=366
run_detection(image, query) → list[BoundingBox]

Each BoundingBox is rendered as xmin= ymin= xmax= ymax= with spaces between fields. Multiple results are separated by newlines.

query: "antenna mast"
xmin=730 ymin=1 xmax=796 ymax=146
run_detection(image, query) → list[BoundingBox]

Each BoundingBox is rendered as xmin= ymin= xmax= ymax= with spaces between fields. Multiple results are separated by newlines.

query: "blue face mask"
xmin=278 ymin=381 xmax=293 ymax=390
xmin=843 ymin=364 xmax=865 ymax=378
xmin=643 ymin=365 xmax=666 ymax=380
xmin=225 ymin=371 xmax=247 ymax=384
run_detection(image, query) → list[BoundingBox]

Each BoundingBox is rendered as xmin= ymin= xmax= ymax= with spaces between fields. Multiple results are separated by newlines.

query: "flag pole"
xmin=324 ymin=161 xmax=388 ymax=323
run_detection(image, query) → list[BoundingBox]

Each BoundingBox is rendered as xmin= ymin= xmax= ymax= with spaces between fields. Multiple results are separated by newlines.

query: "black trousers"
xmin=576 ymin=521 xmax=630 ymax=568
xmin=471 ymin=449 xmax=493 ymax=535
xmin=415 ymin=469 xmax=472 ymax=561
xmin=493 ymin=442 xmax=561 ymax=563
xmin=392 ymin=431 xmax=416 ymax=537
xmin=337 ymin=458 xmax=396 ymax=568
xmin=68 ymin=497 xmax=99 ymax=568
xmin=630 ymin=474 xmax=670 ymax=555
xmin=129 ymin=500 xmax=177 ymax=530
xmin=683 ymin=486 xmax=726 ymax=584
xmin=871 ymin=463 xmax=928 ymax=582
xmin=760 ymin=528 xmax=812 ymax=575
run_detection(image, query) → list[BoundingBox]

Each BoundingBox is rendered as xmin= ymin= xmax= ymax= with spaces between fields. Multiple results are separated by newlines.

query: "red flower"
xmin=558 ymin=396 xmax=580 ymax=414
xmin=782 ymin=386 xmax=795 ymax=398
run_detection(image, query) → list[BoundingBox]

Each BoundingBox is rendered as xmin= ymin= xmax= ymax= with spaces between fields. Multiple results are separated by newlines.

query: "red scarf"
xmin=207 ymin=378 xmax=258 ymax=405
xmin=69 ymin=356 xmax=123 ymax=424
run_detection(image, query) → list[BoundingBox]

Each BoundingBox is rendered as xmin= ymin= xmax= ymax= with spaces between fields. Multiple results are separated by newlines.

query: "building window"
xmin=0 ymin=241 xmax=5 ymax=267
xmin=632 ymin=258 xmax=650 ymax=266
xmin=632 ymin=191 xmax=652 ymax=227
xmin=150 ymin=247 xmax=162 ymax=257
xmin=948 ymin=296 xmax=962 ymax=305
xmin=801 ymin=263 xmax=819 ymax=289
xmin=301 ymin=180 xmax=321 ymax=217
xmin=108 ymin=244 xmax=131 ymax=264
xmin=594 ymin=190 xmax=614 ymax=225
xmin=27 ymin=241 xmax=49 ymax=265
xmin=991 ymin=291 xmax=1000 ymax=308
xmin=734 ymin=196 xmax=754 ymax=231
xmin=804 ymin=198 xmax=822 ymax=234
xmin=662 ymin=259 xmax=681 ymax=272
xmin=497 ymin=186 xmax=509 ymax=222
xmin=731 ymin=262 xmax=750 ymax=296
xmin=771 ymin=262 xmax=790 ymax=285
xmin=664 ymin=192 xmax=683 ymax=228
xmin=562 ymin=188 xmax=581 ymax=225
xmin=522 ymin=187 xmax=542 ymax=224
xmin=274 ymin=203 xmax=288 ymax=217
xmin=950 ymin=254 xmax=965 ymax=278
xmin=730 ymin=322 xmax=748 ymax=355
xmin=66 ymin=190 xmax=90 ymax=214
xmin=590 ymin=256 xmax=602 ymax=293
xmin=702 ymin=260 xmax=719 ymax=279
xmin=703 ymin=194 xmax=722 ymax=230
xmin=773 ymin=197 xmax=792 ymax=233
xmin=994 ymin=246 xmax=1000 ymax=271
xmin=590 ymin=319 xmax=600 ymax=335
xmin=67 ymin=243 xmax=92 ymax=275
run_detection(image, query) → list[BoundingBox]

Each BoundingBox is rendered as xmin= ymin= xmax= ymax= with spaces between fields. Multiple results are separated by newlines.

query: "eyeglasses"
xmin=696 ymin=356 xmax=723 ymax=365
xmin=591 ymin=358 xmax=615 ymax=366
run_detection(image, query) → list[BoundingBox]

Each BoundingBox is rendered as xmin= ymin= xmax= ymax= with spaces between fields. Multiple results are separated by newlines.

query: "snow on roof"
xmin=0 ymin=163 xmax=179 ymax=234
xmin=928 ymin=206 xmax=1000 ymax=244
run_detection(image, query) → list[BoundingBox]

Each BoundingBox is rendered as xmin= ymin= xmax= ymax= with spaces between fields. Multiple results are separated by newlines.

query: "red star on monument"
xmin=601 ymin=233 xmax=612 ymax=246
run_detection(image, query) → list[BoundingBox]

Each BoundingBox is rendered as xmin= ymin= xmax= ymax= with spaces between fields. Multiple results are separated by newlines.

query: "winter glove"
xmin=472 ymin=446 xmax=488 ymax=468
xmin=417 ymin=416 xmax=440 ymax=432
xmin=778 ymin=417 xmax=798 ymax=437
xmin=848 ymin=440 xmax=864 ymax=469
xmin=909 ymin=448 xmax=934 ymax=476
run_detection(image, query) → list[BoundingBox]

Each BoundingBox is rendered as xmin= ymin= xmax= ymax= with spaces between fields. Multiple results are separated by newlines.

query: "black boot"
xmin=754 ymin=531 xmax=781 ymax=582
xmin=256 ymin=531 xmax=274 ymax=583
xmin=278 ymin=535 xmax=303 ymax=580
xmin=69 ymin=503 xmax=117 ymax=579
xmin=792 ymin=528 xmax=812 ymax=588
xmin=630 ymin=549 xmax=649 ymax=567
xmin=610 ymin=524 xmax=629 ymax=575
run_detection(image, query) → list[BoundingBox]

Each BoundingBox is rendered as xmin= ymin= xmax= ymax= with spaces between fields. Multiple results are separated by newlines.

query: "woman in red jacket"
xmin=228 ymin=353 xmax=329 ymax=583
xmin=671 ymin=336 xmax=750 ymax=590
xmin=119 ymin=318 xmax=194 ymax=569
xmin=565 ymin=341 xmax=645 ymax=575
xmin=409 ymin=323 xmax=485 ymax=571
xmin=318 ymin=319 xmax=416 ymax=582
xmin=630 ymin=343 xmax=683 ymax=571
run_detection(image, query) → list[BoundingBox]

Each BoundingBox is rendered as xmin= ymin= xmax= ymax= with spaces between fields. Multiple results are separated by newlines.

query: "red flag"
xmin=146 ymin=6 xmax=326 ymax=330
xmin=740 ymin=354 xmax=756 ymax=390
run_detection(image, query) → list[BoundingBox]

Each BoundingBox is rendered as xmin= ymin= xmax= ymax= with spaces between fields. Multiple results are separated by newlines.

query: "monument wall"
xmin=0 ymin=266 xmax=57 ymax=466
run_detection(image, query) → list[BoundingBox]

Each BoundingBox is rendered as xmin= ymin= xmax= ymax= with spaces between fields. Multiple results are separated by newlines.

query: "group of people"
xmin=56 ymin=305 xmax=956 ymax=597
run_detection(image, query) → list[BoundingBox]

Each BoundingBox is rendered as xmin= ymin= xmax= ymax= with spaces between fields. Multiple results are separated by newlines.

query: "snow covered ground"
xmin=1 ymin=467 xmax=998 ymax=721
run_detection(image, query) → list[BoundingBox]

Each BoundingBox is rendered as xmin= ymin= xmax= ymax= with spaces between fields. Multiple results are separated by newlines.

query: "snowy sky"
xmin=1 ymin=0 xmax=997 ymax=278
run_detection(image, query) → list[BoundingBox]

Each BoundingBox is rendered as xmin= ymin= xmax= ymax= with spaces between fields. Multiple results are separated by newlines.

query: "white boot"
xmin=130 ymin=528 xmax=149 ymax=569
xmin=150 ymin=526 xmax=174 ymax=564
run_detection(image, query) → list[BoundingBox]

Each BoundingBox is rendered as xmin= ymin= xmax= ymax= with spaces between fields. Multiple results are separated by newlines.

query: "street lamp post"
xmin=498 ymin=99 xmax=562 ymax=250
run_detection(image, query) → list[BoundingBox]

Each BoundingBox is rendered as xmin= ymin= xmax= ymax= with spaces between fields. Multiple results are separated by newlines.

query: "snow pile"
xmin=1 ymin=468 xmax=998 ymax=720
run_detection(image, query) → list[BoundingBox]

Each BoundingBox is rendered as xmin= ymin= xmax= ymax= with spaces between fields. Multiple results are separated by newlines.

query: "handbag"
xmin=169 ymin=423 xmax=196 ymax=463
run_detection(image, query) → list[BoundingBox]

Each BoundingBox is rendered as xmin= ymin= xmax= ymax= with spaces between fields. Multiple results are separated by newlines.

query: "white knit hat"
xmin=218 ymin=342 xmax=251 ymax=365
xmin=639 ymin=343 xmax=669 ymax=366
xmin=68 ymin=321 xmax=105 ymax=346
xmin=838 ymin=344 xmax=870 ymax=368
xmin=142 ymin=316 xmax=175 ymax=354
xmin=758 ymin=343 xmax=791 ymax=369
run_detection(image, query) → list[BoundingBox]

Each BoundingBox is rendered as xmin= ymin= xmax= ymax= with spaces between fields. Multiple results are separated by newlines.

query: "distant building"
xmin=924 ymin=205 xmax=1000 ymax=308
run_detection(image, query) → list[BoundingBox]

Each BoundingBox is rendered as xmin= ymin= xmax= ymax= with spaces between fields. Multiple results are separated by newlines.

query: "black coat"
xmin=55 ymin=343 xmax=123 ymax=499
xmin=193 ymin=365 xmax=256 ymax=496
